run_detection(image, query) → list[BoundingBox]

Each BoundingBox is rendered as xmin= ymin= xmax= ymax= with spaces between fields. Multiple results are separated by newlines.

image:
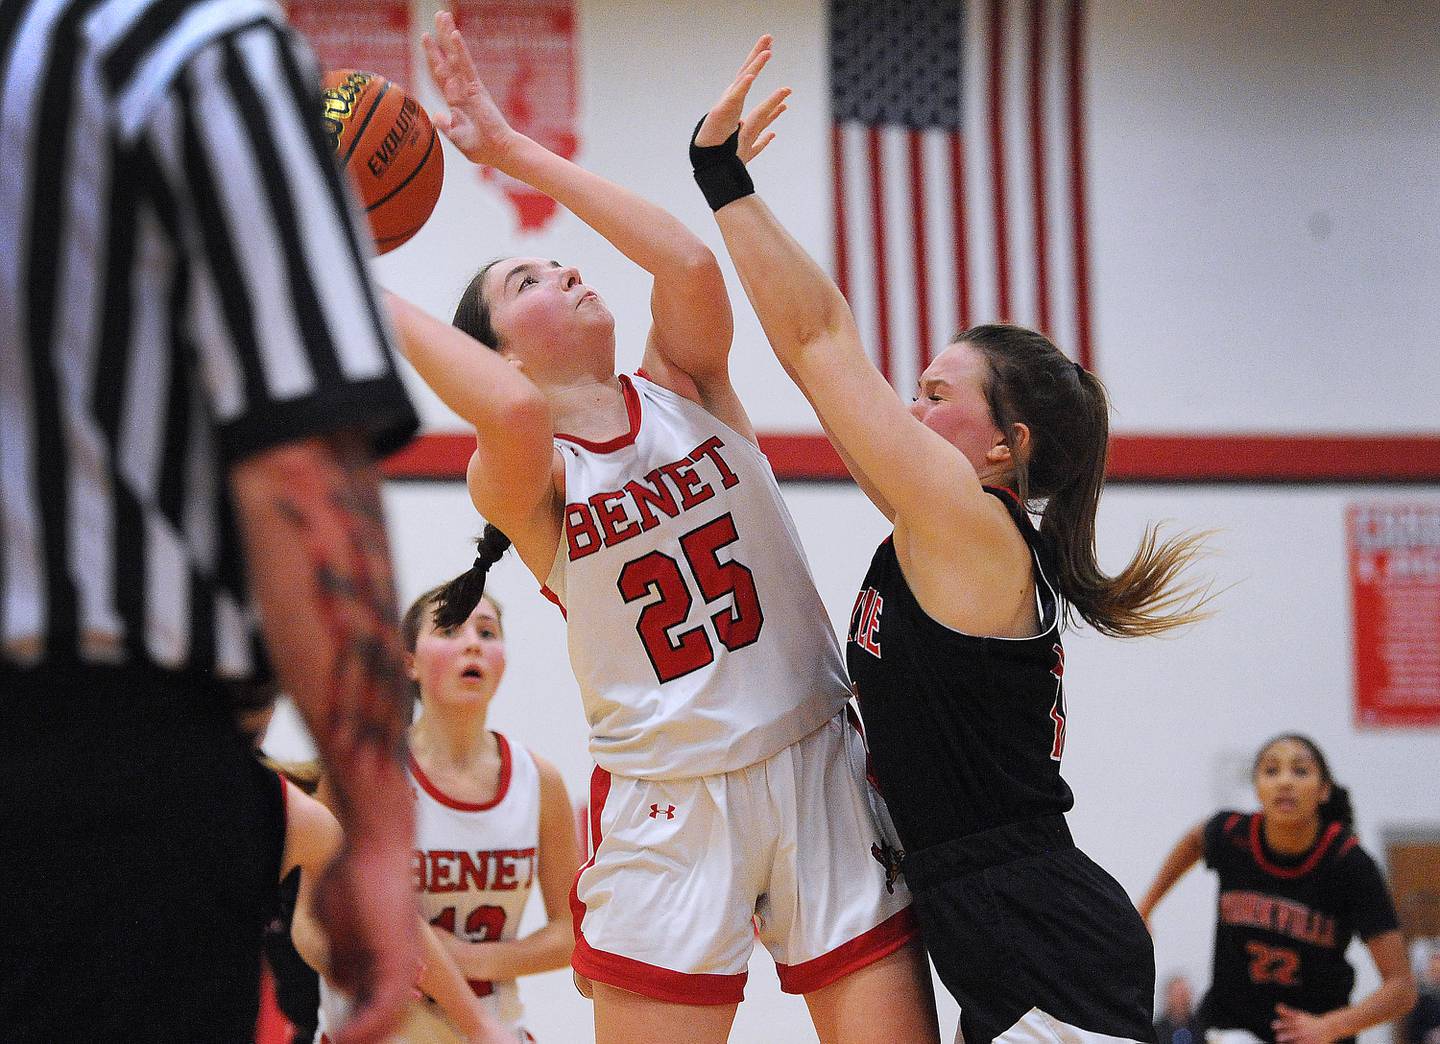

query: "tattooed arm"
xmin=230 ymin=428 xmax=417 ymax=1044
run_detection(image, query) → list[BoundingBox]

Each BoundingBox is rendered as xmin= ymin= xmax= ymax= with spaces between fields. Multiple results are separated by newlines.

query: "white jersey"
xmin=544 ymin=373 xmax=850 ymax=779
xmin=314 ymin=732 xmax=540 ymax=1042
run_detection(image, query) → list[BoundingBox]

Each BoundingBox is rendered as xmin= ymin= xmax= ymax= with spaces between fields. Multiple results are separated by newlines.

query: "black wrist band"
xmin=689 ymin=116 xmax=754 ymax=212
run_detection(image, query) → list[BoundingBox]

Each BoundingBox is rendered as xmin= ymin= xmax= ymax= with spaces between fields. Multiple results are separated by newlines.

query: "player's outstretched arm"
xmin=1134 ymin=822 xmax=1205 ymax=927
xmin=423 ymin=11 xmax=734 ymax=402
xmin=384 ymin=293 xmax=558 ymax=553
xmin=696 ymin=39 xmax=1005 ymax=547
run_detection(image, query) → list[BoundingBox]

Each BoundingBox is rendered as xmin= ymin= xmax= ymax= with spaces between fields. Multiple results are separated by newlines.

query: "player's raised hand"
xmin=738 ymin=83 xmax=790 ymax=164
xmin=422 ymin=10 xmax=517 ymax=168
xmin=696 ymin=34 xmax=790 ymax=161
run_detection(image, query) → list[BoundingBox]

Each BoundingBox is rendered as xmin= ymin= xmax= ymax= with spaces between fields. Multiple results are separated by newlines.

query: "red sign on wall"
xmin=287 ymin=0 xmax=413 ymax=88
xmin=452 ymin=0 xmax=579 ymax=233
xmin=1348 ymin=503 xmax=1440 ymax=727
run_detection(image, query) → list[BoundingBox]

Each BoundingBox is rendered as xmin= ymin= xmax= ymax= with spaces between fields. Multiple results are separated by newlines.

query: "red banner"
xmin=1348 ymin=503 xmax=1440 ymax=727
xmin=287 ymin=0 xmax=413 ymax=88
xmin=452 ymin=0 xmax=579 ymax=233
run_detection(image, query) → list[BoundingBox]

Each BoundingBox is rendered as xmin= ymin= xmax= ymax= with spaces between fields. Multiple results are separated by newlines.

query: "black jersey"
xmin=1199 ymin=811 xmax=1400 ymax=1041
xmin=846 ymin=487 xmax=1073 ymax=853
xmin=848 ymin=488 xmax=1155 ymax=1043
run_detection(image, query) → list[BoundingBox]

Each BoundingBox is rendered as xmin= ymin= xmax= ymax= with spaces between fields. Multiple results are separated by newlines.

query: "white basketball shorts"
xmin=569 ymin=709 xmax=917 ymax=1005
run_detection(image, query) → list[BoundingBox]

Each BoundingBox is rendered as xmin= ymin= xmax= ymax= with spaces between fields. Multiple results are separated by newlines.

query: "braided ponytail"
xmin=434 ymin=524 xmax=512 ymax=630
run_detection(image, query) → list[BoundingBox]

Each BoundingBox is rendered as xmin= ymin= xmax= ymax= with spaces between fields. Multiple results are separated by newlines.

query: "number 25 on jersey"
xmin=617 ymin=513 xmax=765 ymax=683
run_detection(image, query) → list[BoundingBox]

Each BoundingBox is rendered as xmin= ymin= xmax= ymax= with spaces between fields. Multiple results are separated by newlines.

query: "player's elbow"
xmin=291 ymin=912 xmax=330 ymax=976
xmin=788 ymin=298 xmax=860 ymax=366
xmin=669 ymin=243 xmax=725 ymax=291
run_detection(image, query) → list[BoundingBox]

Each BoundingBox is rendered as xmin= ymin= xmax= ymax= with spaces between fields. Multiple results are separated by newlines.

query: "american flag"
xmin=829 ymin=0 xmax=1093 ymax=392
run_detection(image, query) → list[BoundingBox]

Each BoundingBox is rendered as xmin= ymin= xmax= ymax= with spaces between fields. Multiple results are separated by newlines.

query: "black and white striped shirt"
xmin=1 ymin=0 xmax=418 ymax=679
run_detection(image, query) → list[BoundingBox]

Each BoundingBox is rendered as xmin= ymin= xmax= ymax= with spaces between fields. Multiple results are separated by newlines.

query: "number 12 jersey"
xmin=543 ymin=373 xmax=849 ymax=780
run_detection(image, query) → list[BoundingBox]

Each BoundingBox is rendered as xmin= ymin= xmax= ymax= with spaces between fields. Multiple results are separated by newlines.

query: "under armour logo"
xmin=648 ymin=804 xmax=676 ymax=820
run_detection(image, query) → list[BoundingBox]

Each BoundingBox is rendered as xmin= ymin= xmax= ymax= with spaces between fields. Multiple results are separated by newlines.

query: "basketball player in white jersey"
xmin=402 ymin=586 xmax=580 ymax=1041
xmin=386 ymin=15 xmax=939 ymax=1043
xmin=284 ymin=768 xmax=507 ymax=1043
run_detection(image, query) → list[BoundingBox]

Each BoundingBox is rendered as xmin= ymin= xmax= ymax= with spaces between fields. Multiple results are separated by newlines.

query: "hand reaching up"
xmin=422 ymin=10 xmax=518 ymax=169
xmin=696 ymin=34 xmax=791 ymax=163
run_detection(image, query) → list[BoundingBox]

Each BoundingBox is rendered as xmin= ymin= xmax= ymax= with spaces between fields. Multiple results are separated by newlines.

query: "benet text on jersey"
xmin=563 ymin=436 xmax=741 ymax=560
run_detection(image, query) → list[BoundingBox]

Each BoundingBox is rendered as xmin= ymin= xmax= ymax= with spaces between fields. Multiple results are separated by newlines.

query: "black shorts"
xmin=905 ymin=815 xmax=1157 ymax=1044
xmin=0 ymin=662 xmax=286 ymax=1043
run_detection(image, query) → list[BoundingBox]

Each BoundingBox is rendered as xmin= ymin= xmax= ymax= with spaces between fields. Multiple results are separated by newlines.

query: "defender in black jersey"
xmin=696 ymin=54 xmax=1211 ymax=1042
xmin=848 ymin=489 xmax=1157 ymax=1044
xmin=1140 ymin=736 xmax=1415 ymax=1044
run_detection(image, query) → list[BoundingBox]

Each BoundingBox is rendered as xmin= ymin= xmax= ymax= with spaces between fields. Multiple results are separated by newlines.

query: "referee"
xmin=3 ymin=3 xmax=421 ymax=1041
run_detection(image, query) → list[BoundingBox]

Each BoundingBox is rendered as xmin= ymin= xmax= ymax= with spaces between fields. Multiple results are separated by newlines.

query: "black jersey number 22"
xmin=617 ymin=514 xmax=765 ymax=683
xmin=1245 ymin=941 xmax=1301 ymax=986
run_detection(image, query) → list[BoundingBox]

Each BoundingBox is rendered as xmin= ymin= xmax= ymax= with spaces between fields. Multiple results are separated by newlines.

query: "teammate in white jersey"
xmin=285 ymin=769 xmax=506 ymax=1044
xmin=403 ymin=585 xmax=580 ymax=1040
xmin=384 ymin=15 xmax=939 ymax=1043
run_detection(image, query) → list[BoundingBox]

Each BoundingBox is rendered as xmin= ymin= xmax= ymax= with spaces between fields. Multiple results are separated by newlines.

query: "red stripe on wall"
xmin=866 ymin=126 xmax=893 ymax=383
xmin=383 ymin=433 xmax=475 ymax=478
xmin=1028 ymin=0 xmax=1052 ymax=335
xmin=987 ymin=0 xmax=1012 ymax=321
xmin=382 ymin=432 xmax=1440 ymax=484
xmin=907 ymin=129 xmax=933 ymax=372
xmin=1066 ymin=0 xmax=1094 ymax=369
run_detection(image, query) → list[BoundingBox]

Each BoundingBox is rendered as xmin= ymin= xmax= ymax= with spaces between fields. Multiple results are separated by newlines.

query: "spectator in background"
xmin=1155 ymin=974 xmax=1204 ymax=1044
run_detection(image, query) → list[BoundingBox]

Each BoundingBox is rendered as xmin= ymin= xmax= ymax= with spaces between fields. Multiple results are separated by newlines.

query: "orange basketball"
xmin=321 ymin=70 xmax=444 ymax=254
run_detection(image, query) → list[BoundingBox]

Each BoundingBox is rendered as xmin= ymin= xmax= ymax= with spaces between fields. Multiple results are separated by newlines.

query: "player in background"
xmin=400 ymin=583 xmax=580 ymax=1041
xmin=1138 ymin=735 xmax=1416 ymax=1044
xmin=381 ymin=13 xmax=939 ymax=1044
xmin=287 ymin=769 xmax=508 ymax=1044
xmin=691 ymin=37 xmax=1213 ymax=1044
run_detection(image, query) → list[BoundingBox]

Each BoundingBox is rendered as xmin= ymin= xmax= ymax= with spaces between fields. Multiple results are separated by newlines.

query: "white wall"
xmin=268 ymin=0 xmax=1440 ymax=1038
xmin=1086 ymin=1 xmax=1440 ymax=433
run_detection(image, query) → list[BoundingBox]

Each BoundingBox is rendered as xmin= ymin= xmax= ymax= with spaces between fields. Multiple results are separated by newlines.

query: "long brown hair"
xmin=962 ymin=324 xmax=1210 ymax=637
xmin=403 ymin=577 xmax=506 ymax=651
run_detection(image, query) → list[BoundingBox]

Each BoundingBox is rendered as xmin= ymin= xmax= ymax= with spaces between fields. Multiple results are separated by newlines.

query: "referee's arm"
xmin=139 ymin=17 xmax=419 ymax=1044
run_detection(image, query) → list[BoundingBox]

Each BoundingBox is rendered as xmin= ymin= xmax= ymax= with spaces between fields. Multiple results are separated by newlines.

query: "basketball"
xmin=320 ymin=69 xmax=444 ymax=254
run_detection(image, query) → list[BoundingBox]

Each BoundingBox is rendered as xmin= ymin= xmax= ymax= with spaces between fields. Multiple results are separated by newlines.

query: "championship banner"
xmin=452 ymin=0 xmax=579 ymax=233
xmin=1347 ymin=503 xmax=1440 ymax=728
xmin=287 ymin=0 xmax=414 ymax=87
